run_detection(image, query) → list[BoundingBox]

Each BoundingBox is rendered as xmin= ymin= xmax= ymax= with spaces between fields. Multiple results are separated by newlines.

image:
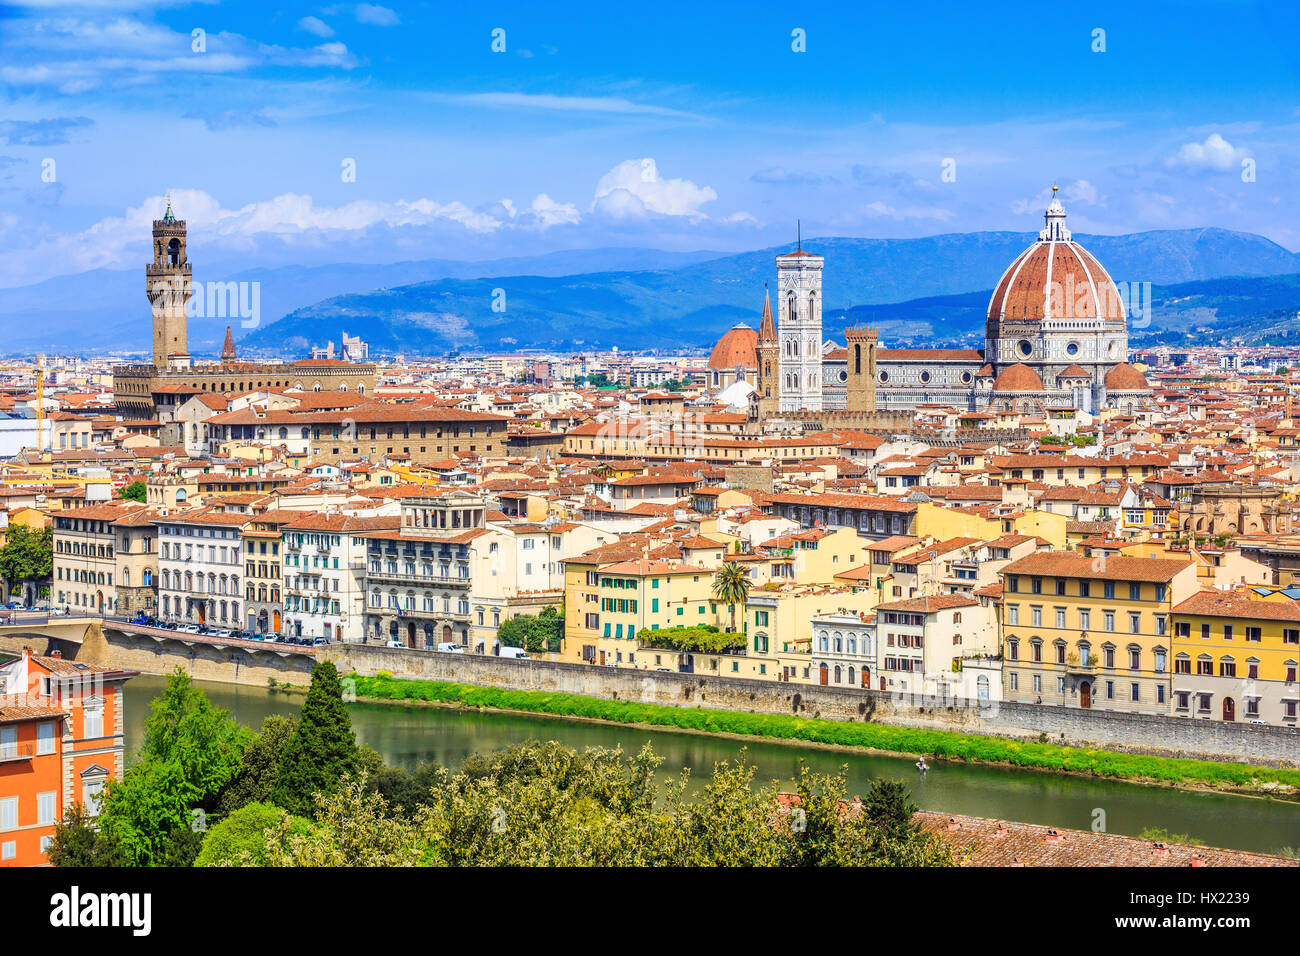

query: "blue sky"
xmin=1 ymin=0 xmax=1298 ymax=288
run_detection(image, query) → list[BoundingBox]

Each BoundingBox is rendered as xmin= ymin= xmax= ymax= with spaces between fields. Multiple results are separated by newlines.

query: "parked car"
xmin=311 ymin=637 xmax=329 ymax=646
xmin=385 ymin=639 xmax=404 ymax=648
xmin=177 ymin=624 xmax=201 ymax=634
xmin=497 ymin=646 xmax=529 ymax=659
xmin=437 ymin=642 xmax=466 ymax=654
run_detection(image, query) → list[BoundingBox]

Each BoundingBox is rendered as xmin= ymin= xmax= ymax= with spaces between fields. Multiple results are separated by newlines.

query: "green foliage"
xmin=1138 ymin=826 xmax=1206 ymax=847
xmin=348 ymin=674 xmax=1300 ymax=793
xmin=255 ymin=741 xmax=954 ymax=867
xmin=273 ymin=661 xmax=359 ymax=817
xmin=47 ymin=803 xmax=127 ymax=867
xmin=218 ymin=714 xmax=296 ymax=815
xmin=94 ymin=668 xmax=250 ymax=865
xmin=498 ymin=606 xmax=564 ymax=652
xmin=195 ymin=802 xmax=314 ymax=867
xmin=636 ymin=624 xmax=746 ymax=654
xmin=0 ymin=524 xmax=52 ymax=585
xmin=118 ymin=480 xmax=147 ymax=502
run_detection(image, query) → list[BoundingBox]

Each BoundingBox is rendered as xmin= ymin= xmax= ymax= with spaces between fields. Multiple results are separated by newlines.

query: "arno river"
xmin=123 ymin=675 xmax=1300 ymax=855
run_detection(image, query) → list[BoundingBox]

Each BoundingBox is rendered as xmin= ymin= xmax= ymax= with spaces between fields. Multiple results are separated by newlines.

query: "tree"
xmin=498 ymin=606 xmax=564 ymax=652
xmin=118 ymin=480 xmax=147 ymax=502
xmin=0 ymin=524 xmax=52 ymax=598
xmin=711 ymin=562 xmax=751 ymax=633
xmin=47 ymin=803 xmax=127 ymax=867
xmin=273 ymin=661 xmax=359 ymax=816
xmin=195 ymin=802 xmax=315 ymax=867
xmin=95 ymin=668 xmax=250 ymax=865
xmin=217 ymin=714 xmax=296 ymax=815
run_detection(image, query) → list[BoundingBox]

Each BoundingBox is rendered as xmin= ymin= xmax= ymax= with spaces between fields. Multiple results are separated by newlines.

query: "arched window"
xmin=833 ymin=665 xmax=842 ymax=684
xmin=848 ymin=666 xmax=855 ymax=685
xmin=818 ymin=630 xmax=828 ymax=652
xmin=854 ymin=344 xmax=861 ymax=374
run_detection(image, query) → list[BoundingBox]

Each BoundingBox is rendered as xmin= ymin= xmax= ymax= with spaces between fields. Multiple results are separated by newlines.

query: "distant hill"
xmin=240 ymin=229 xmax=1300 ymax=355
xmin=3 ymin=227 xmax=1298 ymax=355
xmin=0 ymin=247 xmax=726 ymax=355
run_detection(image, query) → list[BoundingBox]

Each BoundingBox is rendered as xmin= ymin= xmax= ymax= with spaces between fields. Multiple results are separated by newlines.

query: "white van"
xmin=497 ymin=646 xmax=529 ymax=659
xmin=437 ymin=642 xmax=465 ymax=653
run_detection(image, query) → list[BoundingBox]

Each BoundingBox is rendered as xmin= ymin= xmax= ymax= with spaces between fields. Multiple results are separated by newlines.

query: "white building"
xmin=156 ymin=511 xmax=247 ymax=628
xmin=281 ymin=513 xmax=394 ymax=642
xmin=811 ymin=611 xmax=876 ymax=689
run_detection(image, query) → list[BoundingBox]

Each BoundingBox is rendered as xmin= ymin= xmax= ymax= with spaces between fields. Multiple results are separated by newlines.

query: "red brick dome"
xmin=1058 ymin=364 xmax=1091 ymax=379
xmin=986 ymin=196 xmax=1125 ymax=339
xmin=708 ymin=323 xmax=759 ymax=371
xmin=992 ymin=363 xmax=1045 ymax=392
xmin=1104 ymin=362 xmax=1149 ymax=391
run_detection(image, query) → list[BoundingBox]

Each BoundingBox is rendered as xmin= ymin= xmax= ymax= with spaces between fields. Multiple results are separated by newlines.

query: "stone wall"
xmin=322 ymin=645 xmax=1300 ymax=768
xmin=0 ymin=623 xmax=317 ymax=687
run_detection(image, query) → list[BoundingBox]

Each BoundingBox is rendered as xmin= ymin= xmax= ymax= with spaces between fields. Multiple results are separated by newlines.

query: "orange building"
xmin=0 ymin=649 xmax=138 ymax=866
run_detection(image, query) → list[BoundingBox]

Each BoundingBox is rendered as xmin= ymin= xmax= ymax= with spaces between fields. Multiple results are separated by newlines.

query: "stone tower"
xmin=776 ymin=239 xmax=824 ymax=412
xmin=754 ymin=286 xmax=779 ymax=420
xmin=844 ymin=327 xmax=878 ymax=413
xmin=221 ymin=324 xmax=237 ymax=365
xmin=147 ymin=197 xmax=192 ymax=370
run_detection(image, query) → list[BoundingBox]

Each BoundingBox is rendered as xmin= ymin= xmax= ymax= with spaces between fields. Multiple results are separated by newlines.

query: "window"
xmin=83 ymin=699 xmax=104 ymax=739
xmin=1130 ymin=683 xmax=1140 ymax=702
xmin=0 ymin=796 xmax=15 ymax=831
xmin=0 ymin=842 xmax=13 ymax=861
xmin=1246 ymin=627 xmax=1262 ymax=643
xmin=37 ymin=721 xmax=55 ymax=755
xmin=1104 ymin=611 xmax=1115 ymax=632
xmin=38 ymin=791 xmax=56 ymax=825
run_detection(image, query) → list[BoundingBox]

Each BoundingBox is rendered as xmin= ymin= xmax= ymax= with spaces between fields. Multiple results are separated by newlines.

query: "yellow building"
xmin=999 ymin=553 xmax=1198 ymax=715
xmin=1171 ymin=590 xmax=1300 ymax=726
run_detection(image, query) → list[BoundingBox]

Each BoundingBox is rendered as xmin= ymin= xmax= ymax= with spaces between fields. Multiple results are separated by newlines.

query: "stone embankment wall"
xmin=0 ymin=624 xmax=317 ymax=687
xmin=323 ymin=644 xmax=1300 ymax=768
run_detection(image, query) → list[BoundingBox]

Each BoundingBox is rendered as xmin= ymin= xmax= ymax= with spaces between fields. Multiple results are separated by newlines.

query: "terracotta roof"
xmin=992 ymin=363 xmax=1045 ymax=393
xmin=1002 ymin=552 xmax=1193 ymax=583
xmin=987 ymin=237 xmax=1124 ymax=326
xmin=1173 ymin=590 xmax=1300 ymax=622
xmin=1058 ymin=364 xmax=1092 ymax=379
xmin=707 ymin=324 xmax=759 ymax=371
xmin=917 ymin=811 xmax=1296 ymax=867
xmin=876 ymin=594 xmax=978 ymax=612
xmin=1105 ymin=362 xmax=1151 ymax=391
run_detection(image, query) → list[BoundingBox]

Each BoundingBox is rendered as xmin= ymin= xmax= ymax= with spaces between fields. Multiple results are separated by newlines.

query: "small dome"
xmin=708 ymin=323 xmax=759 ymax=371
xmin=992 ymin=363 xmax=1045 ymax=392
xmin=1058 ymin=364 xmax=1091 ymax=379
xmin=1105 ymin=362 xmax=1149 ymax=391
xmin=976 ymin=364 xmax=995 ymax=378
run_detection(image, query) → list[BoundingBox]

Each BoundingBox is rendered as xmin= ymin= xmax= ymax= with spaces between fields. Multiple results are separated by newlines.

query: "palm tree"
xmin=711 ymin=562 xmax=752 ymax=634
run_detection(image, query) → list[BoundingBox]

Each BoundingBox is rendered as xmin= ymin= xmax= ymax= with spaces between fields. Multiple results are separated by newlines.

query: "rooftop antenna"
xmin=797 ymin=219 xmax=801 ymax=252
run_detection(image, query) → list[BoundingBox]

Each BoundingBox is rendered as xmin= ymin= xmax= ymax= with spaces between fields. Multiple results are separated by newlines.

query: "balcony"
xmin=0 ymin=744 xmax=35 ymax=762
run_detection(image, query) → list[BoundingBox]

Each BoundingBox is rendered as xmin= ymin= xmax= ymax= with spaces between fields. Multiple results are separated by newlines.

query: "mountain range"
xmin=3 ymin=228 xmax=1299 ymax=356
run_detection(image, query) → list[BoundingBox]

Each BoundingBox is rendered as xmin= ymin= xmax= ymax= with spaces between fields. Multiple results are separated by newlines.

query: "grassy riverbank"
xmin=345 ymin=674 xmax=1300 ymax=796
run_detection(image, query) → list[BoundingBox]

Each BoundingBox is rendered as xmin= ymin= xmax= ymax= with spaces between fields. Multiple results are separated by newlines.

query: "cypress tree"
xmin=274 ymin=662 xmax=358 ymax=816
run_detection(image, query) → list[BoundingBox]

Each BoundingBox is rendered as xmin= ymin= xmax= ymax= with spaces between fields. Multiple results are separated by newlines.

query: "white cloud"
xmin=1168 ymin=132 xmax=1250 ymax=172
xmin=0 ymin=187 xmax=584 ymax=287
xmin=298 ymin=16 xmax=334 ymax=38
xmin=430 ymin=92 xmax=697 ymax=119
xmin=354 ymin=4 xmax=399 ymax=25
xmin=591 ymin=158 xmax=717 ymax=219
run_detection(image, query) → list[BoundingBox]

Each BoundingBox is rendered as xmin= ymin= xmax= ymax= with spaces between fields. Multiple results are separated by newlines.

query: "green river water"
xmin=123 ymin=675 xmax=1300 ymax=855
